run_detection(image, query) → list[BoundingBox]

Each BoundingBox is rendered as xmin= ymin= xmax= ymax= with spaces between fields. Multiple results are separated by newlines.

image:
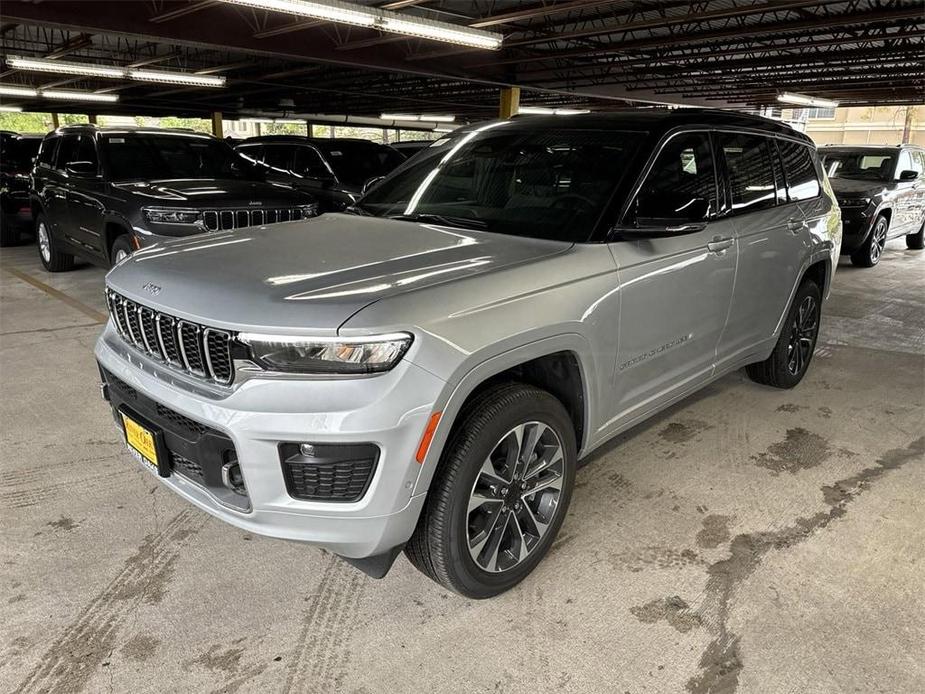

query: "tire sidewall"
xmin=772 ymin=281 xmax=822 ymax=388
xmin=110 ymin=234 xmax=134 ymax=267
xmin=440 ymin=390 xmax=577 ymax=598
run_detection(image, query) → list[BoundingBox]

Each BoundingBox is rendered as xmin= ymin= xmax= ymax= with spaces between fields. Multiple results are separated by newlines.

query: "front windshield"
xmin=313 ymin=141 xmax=405 ymax=187
xmin=102 ymin=133 xmax=260 ymax=182
xmin=822 ymin=151 xmax=896 ymax=181
xmin=356 ymin=124 xmax=640 ymax=242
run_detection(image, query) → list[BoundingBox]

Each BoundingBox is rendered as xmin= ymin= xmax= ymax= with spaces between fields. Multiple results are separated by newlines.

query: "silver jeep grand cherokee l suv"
xmin=96 ymin=110 xmax=841 ymax=598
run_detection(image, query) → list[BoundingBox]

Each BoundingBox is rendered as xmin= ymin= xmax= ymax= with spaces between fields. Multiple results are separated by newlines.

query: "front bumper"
xmin=837 ymin=205 xmax=875 ymax=252
xmin=95 ymin=323 xmax=444 ymax=558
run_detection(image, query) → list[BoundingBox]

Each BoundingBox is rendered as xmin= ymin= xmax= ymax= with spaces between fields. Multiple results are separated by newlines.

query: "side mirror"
xmin=65 ymin=160 xmax=97 ymax=177
xmin=626 ymin=193 xmax=710 ymax=235
xmin=899 ymin=169 xmax=919 ymax=181
xmin=362 ymin=175 xmax=386 ymax=195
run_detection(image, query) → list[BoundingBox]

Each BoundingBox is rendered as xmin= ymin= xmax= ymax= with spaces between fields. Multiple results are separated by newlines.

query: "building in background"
xmin=783 ymin=105 xmax=924 ymax=146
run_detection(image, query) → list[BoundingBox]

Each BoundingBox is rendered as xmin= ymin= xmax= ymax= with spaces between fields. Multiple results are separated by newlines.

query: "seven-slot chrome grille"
xmin=202 ymin=206 xmax=310 ymax=231
xmin=106 ymin=289 xmax=234 ymax=385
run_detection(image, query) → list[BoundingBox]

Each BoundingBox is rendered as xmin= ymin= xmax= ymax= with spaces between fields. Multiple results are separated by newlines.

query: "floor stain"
xmin=684 ymin=436 xmax=924 ymax=693
xmin=121 ymin=634 xmax=160 ymax=662
xmin=775 ymin=403 xmax=806 ymax=413
xmin=188 ymin=645 xmax=245 ymax=673
xmin=630 ymin=596 xmax=702 ymax=633
xmin=753 ymin=427 xmax=831 ymax=475
xmin=659 ymin=419 xmax=713 ymax=444
xmin=697 ymin=515 xmax=732 ymax=549
xmin=610 ymin=546 xmax=704 ymax=572
xmin=47 ymin=516 xmax=79 ymax=531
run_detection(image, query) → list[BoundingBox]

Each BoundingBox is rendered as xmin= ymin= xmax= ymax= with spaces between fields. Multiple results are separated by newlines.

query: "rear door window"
xmin=37 ymin=136 xmax=60 ymax=169
xmin=293 ymin=146 xmax=330 ymax=178
xmin=718 ymin=133 xmax=777 ymax=213
xmin=76 ymin=135 xmax=98 ymax=169
xmin=262 ymin=144 xmax=293 ymax=174
xmin=628 ymin=131 xmax=716 ymax=225
xmin=778 ymin=140 xmax=820 ymax=201
xmin=55 ymin=135 xmax=81 ymax=172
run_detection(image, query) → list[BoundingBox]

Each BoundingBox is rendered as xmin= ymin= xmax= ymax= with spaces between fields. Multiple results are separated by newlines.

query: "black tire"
xmin=36 ymin=213 xmax=74 ymax=272
xmin=405 ymin=382 xmax=577 ymax=598
xmin=850 ymin=214 xmax=888 ymax=267
xmin=907 ymin=220 xmax=924 ymax=250
xmin=109 ymin=234 xmax=134 ymax=267
xmin=746 ymin=280 xmax=822 ymax=389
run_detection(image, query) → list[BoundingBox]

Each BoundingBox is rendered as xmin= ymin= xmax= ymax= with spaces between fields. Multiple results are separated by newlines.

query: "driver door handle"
xmin=707 ymin=236 xmax=734 ymax=253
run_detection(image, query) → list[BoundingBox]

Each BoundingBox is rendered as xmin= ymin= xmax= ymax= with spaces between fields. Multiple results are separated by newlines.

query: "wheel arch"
xmin=102 ymin=215 xmax=133 ymax=257
xmin=412 ymin=335 xmax=594 ymax=496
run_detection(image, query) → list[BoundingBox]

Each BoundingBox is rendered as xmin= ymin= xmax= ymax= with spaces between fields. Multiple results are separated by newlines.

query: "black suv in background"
xmin=31 ymin=125 xmax=318 ymax=272
xmin=235 ymin=136 xmax=405 ymax=212
xmin=1 ymin=131 xmax=43 ymax=246
xmin=820 ymin=144 xmax=925 ymax=266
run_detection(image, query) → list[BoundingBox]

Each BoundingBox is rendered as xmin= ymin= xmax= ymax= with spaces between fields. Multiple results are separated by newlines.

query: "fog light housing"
xmin=278 ymin=442 xmax=379 ymax=502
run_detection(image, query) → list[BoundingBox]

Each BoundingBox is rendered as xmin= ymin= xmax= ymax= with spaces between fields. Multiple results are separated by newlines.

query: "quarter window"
xmin=778 ymin=140 xmax=820 ymax=201
xmin=718 ymin=133 xmax=777 ymax=213
xmin=629 ymin=132 xmax=716 ymax=225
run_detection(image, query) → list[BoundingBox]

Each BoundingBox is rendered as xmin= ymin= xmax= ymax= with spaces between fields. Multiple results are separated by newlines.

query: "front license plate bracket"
xmin=119 ymin=407 xmax=172 ymax=478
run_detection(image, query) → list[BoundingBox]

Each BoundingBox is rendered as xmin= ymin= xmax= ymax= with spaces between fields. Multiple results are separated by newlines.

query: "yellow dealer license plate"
xmin=122 ymin=413 xmax=159 ymax=469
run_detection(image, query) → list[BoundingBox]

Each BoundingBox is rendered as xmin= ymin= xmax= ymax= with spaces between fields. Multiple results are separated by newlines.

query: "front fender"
xmin=410 ymin=332 xmax=596 ymax=496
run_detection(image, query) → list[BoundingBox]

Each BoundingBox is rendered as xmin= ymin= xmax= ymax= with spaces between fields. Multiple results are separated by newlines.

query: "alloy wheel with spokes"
xmin=786 ymin=295 xmax=818 ymax=376
xmin=38 ymin=222 xmax=51 ymax=264
xmin=467 ymin=421 xmax=565 ymax=573
xmin=870 ymin=217 xmax=888 ymax=264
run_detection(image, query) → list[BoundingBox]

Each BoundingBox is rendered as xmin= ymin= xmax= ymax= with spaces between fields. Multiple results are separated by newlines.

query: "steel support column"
xmin=499 ymin=86 xmax=520 ymax=119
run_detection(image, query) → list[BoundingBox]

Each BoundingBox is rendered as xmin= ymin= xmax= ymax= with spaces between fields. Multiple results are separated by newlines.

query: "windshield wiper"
xmin=387 ymin=213 xmax=488 ymax=230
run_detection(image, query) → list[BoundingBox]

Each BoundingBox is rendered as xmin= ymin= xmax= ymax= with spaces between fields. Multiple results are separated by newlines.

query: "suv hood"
xmin=828 ymin=177 xmax=888 ymax=197
xmin=112 ymin=178 xmax=311 ymax=206
xmin=107 ymin=213 xmax=571 ymax=333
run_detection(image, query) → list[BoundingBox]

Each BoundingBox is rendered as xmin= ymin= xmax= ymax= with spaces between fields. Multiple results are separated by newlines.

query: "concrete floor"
xmin=1 ymin=238 xmax=923 ymax=694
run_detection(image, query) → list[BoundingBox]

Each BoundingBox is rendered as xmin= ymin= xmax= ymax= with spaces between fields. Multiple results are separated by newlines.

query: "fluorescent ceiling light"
xmin=128 ymin=69 xmax=225 ymax=87
xmin=0 ymin=105 xmax=23 ymax=112
xmin=433 ymin=126 xmax=454 ymax=133
xmin=0 ymin=85 xmax=39 ymax=97
xmin=5 ymin=56 xmax=225 ymax=88
xmin=240 ymin=117 xmax=304 ymax=124
xmin=777 ymin=92 xmax=839 ymax=109
xmin=42 ymin=90 xmax=119 ymax=103
xmin=220 ymin=0 xmax=502 ymax=50
xmin=519 ymin=106 xmax=590 ymax=116
xmin=273 ymin=118 xmax=306 ymax=124
xmin=6 ymin=55 xmax=124 ymax=79
xmin=380 ymin=113 xmax=455 ymax=122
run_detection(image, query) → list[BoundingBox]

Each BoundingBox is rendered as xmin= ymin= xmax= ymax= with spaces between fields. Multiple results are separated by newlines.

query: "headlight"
xmin=836 ymin=197 xmax=871 ymax=208
xmin=238 ymin=332 xmax=413 ymax=374
xmin=142 ymin=207 xmax=203 ymax=225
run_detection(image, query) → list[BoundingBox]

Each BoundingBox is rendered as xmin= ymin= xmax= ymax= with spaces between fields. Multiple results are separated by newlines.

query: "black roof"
xmin=239 ymin=135 xmax=395 ymax=147
xmin=820 ymin=143 xmax=923 ymax=150
xmin=52 ymin=124 xmax=214 ymax=137
xmin=493 ymin=108 xmax=814 ymax=143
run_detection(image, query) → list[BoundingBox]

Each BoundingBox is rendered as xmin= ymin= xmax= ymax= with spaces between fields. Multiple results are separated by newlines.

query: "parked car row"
xmin=6 ymin=124 xmax=410 ymax=269
xmin=0 ymin=130 xmax=42 ymax=246
xmin=97 ymin=109 xmax=849 ymax=597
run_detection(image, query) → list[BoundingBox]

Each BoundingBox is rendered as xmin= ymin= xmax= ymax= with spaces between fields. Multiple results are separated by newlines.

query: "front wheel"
xmin=36 ymin=214 xmax=74 ymax=272
xmin=746 ymin=280 xmax=822 ymax=389
xmin=110 ymin=234 xmax=134 ymax=267
xmin=851 ymin=214 xmax=888 ymax=267
xmin=405 ymin=383 xmax=577 ymax=598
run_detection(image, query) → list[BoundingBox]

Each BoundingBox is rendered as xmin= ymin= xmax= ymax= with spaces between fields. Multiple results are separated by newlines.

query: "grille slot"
xmin=106 ymin=289 xmax=234 ymax=385
xmin=201 ymin=206 xmax=308 ymax=231
xmin=156 ymin=403 xmax=207 ymax=436
xmin=170 ymin=452 xmax=205 ymax=481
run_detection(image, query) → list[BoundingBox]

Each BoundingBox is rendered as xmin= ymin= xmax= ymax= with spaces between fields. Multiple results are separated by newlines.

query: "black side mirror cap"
xmin=899 ymin=169 xmax=919 ymax=181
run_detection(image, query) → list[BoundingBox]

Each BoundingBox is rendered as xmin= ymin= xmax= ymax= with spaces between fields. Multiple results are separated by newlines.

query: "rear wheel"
xmin=850 ymin=214 xmax=888 ymax=267
xmin=405 ymin=383 xmax=576 ymax=598
xmin=907 ymin=220 xmax=924 ymax=250
xmin=36 ymin=214 xmax=74 ymax=272
xmin=746 ymin=280 xmax=822 ymax=389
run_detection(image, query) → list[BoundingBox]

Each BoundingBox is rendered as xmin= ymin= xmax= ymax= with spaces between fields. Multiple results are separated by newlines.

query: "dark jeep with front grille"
xmin=31 ymin=124 xmax=318 ymax=273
